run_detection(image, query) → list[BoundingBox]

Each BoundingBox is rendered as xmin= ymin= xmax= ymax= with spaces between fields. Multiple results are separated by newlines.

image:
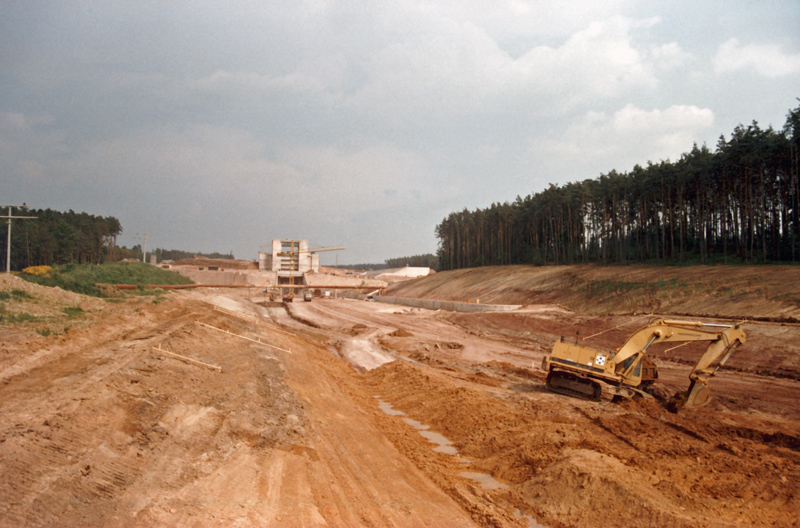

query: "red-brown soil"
xmin=1 ymin=265 xmax=799 ymax=528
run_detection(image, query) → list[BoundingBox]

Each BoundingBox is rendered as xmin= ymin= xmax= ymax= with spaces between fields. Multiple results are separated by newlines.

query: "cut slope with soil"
xmin=386 ymin=264 xmax=800 ymax=320
xmin=2 ymin=268 xmax=799 ymax=528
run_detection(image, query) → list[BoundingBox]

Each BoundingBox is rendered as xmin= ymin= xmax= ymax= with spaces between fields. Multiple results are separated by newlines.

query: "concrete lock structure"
xmin=259 ymin=239 xmax=319 ymax=279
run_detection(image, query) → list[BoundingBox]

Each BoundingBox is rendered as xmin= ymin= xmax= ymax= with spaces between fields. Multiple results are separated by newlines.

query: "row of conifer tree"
xmin=436 ymin=102 xmax=800 ymax=270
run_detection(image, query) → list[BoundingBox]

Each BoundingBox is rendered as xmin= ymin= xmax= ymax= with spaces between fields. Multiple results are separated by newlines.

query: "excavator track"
xmin=546 ymin=370 xmax=601 ymax=401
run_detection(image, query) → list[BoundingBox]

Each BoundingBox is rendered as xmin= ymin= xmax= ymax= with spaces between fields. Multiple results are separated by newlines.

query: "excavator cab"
xmin=616 ymin=353 xmax=658 ymax=384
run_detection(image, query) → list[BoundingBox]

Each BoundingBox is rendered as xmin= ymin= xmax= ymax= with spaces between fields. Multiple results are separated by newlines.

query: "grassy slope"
xmin=19 ymin=262 xmax=193 ymax=297
xmin=385 ymin=264 xmax=800 ymax=321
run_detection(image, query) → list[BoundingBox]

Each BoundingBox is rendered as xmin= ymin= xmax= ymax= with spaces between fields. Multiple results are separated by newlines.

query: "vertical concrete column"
xmin=272 ymin=239 xmax=282 ymax=272
xmin=298 ymin=240 xmax=310 ymax=273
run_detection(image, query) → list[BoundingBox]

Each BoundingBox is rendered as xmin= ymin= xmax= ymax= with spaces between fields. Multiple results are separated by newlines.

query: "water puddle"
xmin=402 ymin=418 xmax=428 ymax=430
xmin=377 ymin=400 xmax=405 ymax=416
xmin=376 ymin=397 xmax=466 ymax=458
xmin=515 ymin=509 xmax=549 ymax=528
xmin=419 ymin=430 xmax=459 ymax=455
xmin=375 ymin=398 xmax=484 ymax=466
xmin=459 ymin=471 xmax=508 ymax=490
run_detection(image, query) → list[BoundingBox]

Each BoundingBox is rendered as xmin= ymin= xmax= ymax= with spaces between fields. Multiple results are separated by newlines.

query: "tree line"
xmin=333 ymin=253 xmax=439 ymax=271
xmin=437 ymin=102 xmax=800 ymax=270
xmin=385 ymin=254 xmax=438 ymax=270
xmin=112 ymin=247 xmax=235 ymax=263
xmin=0 ymin=207 xmax=237 ymax=271
xmin=1 ymin=208 xmax=122 ymax=270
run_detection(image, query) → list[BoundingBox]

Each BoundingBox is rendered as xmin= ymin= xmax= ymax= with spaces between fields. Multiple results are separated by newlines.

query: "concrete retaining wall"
xmin=345 ymin=293 xmax=521 ymax=313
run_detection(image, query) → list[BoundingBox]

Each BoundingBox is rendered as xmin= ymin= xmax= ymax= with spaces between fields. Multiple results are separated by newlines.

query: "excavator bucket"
xmin=682 ymin=380 xmax=713 ymax=409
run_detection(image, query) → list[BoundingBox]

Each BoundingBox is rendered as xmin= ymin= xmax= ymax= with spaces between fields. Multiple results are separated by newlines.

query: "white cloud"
xmin=531 ymin=104 xmax=715 ymax=176
xmin=3 ymin=1 xmax=797 ymax=262
xmin=714 ymin=38 xmax=800 ymax=77
xmin=350 ymin=14 xmax=683 ymax=124
xmin=649 ymin=41 xmax=693 ymax=71
xmin=514 ymin=16 xmax=665 ymax=101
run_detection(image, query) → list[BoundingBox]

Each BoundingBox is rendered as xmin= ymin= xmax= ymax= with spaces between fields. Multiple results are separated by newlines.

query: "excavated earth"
xmin=1 ymin=266 xmax=799 ymax=527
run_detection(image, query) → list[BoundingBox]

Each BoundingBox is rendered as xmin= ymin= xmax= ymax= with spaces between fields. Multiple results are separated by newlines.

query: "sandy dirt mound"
xmin=0 ymin=288 xmax=484 ymax=527
xmin=2 ymin=273 xmax=799 ymax=528
xmin=1 ymin=273 xmax=105 ymax=314
xmin=515 ymin=448 xmax=698 ymax=527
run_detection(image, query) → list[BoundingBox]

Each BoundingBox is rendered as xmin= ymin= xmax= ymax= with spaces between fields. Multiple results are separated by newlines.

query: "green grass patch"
xmin=62 ymin=306 xmax=85 ymax=318
xmin=582 ymin=279 xmax=653 ymax=297
xmin=0 ymin=289 xmax=33 ymax=301
xmin=0 ymin=311 xmax=47 ymax=324
xmin=18 ymin=262 xmax=193 ymax=297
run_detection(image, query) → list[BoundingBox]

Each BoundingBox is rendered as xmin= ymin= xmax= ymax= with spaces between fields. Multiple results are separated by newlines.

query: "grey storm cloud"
xmin=1 ymin=0 xmax=798 ymax=263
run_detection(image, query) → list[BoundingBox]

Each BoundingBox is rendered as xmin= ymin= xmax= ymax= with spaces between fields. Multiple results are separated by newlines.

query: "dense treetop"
xmin=0 ymin=207 xmax=236 ymax=271
xmin=0 ymin=208 xmax=121 ymax=270
xmin=437 ymin=102 xmax=800 ymax=270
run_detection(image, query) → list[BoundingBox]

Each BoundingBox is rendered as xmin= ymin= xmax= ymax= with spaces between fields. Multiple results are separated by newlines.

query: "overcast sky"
xmin=1 ymin=1 xmax=798 ymax=264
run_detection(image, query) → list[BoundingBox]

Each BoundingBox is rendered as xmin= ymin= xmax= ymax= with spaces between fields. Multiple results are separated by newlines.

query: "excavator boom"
xmin=540 ymin=318 xmax=746 ymax=410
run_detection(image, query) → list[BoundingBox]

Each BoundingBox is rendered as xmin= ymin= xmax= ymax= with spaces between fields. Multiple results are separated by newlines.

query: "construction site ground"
xmin=1 ymin=265 xmax=799 ymax=527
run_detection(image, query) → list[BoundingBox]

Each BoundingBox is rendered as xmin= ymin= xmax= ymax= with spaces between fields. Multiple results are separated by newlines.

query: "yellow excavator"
xmin=540 ymin=318 xmax=746 ymax=411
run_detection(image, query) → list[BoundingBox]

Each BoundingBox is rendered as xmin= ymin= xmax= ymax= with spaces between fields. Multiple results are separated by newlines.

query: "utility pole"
xmin=1 ymin=204 xmax=37 ymax=273
xmin=136 ymin=233 xmax=148 ymax=263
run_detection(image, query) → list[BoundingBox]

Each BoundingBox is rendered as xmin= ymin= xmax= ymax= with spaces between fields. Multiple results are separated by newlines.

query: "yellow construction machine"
xmin=540 ymin=318 xmax=746 ymax=410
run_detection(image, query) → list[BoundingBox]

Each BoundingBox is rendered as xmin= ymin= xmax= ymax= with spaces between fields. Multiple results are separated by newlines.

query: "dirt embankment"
xmin=364 ymin=359 xmax=800 ymax=528
xmin=0 ymin=280 xmax=484 ymax=527
xmin=3 ymin=267 xmax=800 ymax=528
xmin=289 ymin=295 xmax=800 ymax=528
xmin=386 ymin=264 xmax=800 ymax=321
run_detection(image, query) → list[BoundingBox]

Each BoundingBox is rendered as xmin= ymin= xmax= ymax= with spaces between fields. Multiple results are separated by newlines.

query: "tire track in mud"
xmin=4 ymin=285 xmax=800 ymax=528
xmin=0 ymin=297 xmax=302 ymax=527
xmin=276 ymin=325 xmax=488 ymax=527
xmin=0 ymin=308 xmax=186 ymax=527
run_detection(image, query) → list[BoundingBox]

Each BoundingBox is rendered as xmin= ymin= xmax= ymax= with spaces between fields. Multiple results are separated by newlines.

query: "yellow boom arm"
xmin=612 ymin=319 xmax=746 ymax=407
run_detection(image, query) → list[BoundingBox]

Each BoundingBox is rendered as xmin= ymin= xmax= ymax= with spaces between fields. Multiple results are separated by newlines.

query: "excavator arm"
xmin=612 ymin=320 xmax=732 ymax=368
xmin=680 ymin=324 xmax=746 ymax=408
xmin=611 ymin=319 xmax=746 ymax=408
xmin=543 ymin=318 xmax=746 ymax=410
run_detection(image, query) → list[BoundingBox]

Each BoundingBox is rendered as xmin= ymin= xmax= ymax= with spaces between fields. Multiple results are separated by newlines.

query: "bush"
xmin=21 ymin=266 xmax=52 ymax=276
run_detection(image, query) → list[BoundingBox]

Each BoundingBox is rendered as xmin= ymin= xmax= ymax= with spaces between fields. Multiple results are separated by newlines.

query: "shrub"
xmin=22 ymin=266 xmax=52 ymax=276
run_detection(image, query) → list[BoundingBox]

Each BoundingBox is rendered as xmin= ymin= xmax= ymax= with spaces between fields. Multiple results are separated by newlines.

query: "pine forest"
xmin=437 ymin=102 xmax=800 ymax=270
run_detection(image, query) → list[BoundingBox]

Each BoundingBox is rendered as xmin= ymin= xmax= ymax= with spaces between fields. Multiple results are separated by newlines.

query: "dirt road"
xmin=1 ymin=277 xmax=799 ymax=527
